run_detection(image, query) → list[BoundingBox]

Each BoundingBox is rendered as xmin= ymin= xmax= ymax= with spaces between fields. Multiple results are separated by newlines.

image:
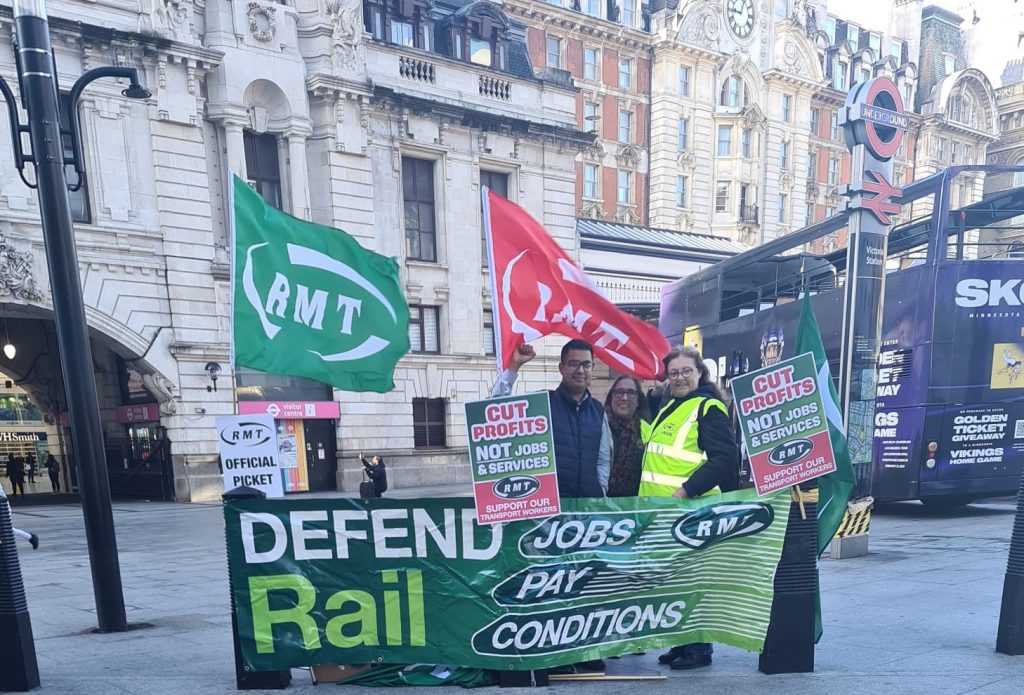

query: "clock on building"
xmin=726 ymin=0 xmax=755 ymax=40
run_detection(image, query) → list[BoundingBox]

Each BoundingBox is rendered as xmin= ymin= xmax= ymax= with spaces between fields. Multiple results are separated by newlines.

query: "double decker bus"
xmin=659 ymin=166 xmax=1024 ymax=506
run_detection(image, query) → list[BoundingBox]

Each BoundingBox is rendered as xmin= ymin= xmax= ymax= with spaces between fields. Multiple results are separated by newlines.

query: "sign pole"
xmin=836 ymin=79 xmax=907 ymax=545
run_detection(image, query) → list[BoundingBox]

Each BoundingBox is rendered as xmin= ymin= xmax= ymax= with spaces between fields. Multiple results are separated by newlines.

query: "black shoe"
xmin=669 ymin=653 xmax=712 ymax=670
xmin=658 ymin=646 xmax=687 ymax=664
xmin=575 ymin=659 xmax=605 ymax=672
xmin=29 ymin=534 xmax=39 ymax=550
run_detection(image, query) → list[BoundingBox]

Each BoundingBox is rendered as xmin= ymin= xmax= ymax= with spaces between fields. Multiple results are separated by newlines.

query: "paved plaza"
xmin=7 ymin=488 xmax=1024 ymax=694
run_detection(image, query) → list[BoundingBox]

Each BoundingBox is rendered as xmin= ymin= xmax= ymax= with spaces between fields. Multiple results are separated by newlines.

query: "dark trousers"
xmin=49 ymin=471 xmax=60 ymax=492
xmin=10 ymin=475 xmax=24 ymax=495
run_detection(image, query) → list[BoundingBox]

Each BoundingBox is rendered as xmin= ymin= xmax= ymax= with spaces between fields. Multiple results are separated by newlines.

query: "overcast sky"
xmin=839 ymin=0 xmax=1023 ymax=86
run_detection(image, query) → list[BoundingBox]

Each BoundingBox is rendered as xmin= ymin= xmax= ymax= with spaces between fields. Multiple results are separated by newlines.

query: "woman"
xmin=603 ymin=375 xmax=650 ymax=497
xmin=640 ymin=346 xmax=740 ymax=671
xmin=45 ymin=454 xmax=61 ymax=492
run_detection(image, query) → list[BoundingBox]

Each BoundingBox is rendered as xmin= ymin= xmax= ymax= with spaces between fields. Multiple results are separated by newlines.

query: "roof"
xmin=576 ymin=219 xmax=748 ymax=256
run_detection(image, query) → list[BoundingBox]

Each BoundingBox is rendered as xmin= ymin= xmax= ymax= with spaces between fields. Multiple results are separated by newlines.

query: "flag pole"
xmin=482 ymin=186 xmax=503 ymax=378
xmin=228 ymin=173 xmax=240 ymax=416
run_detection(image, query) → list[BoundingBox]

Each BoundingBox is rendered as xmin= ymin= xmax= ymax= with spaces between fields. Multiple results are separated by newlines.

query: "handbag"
xmin=359 ymin=467 xmax=376 ymax=500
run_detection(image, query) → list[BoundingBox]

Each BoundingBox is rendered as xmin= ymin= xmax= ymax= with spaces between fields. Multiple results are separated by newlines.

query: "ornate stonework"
xmin=677 ymin=149 xmax=697 ymax=172
xmin=677 ymin=1 xmax=721 ymax=50
xmin=152 ymin=0 xmax=190 ymax=36
xmin=247 ymin=3 xmax=277 ymax=43
xmin=142 ymin=372 xmax=179 ymax=416
xmin=617 ymin=145 xmax=641 ymax=170
xmin=326 ymin=0 xmax=363 ymax=72
xmin=0 ymin=235 xmax=42 ymax=302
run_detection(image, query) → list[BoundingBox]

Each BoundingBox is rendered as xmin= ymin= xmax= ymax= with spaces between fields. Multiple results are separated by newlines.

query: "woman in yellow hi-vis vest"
xmin=640 ymin=346 xmax=740 ymax=671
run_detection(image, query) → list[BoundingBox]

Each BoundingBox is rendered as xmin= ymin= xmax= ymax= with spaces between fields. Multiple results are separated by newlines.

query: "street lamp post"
xmin=1 ymin=0 xmax=151 ymax=633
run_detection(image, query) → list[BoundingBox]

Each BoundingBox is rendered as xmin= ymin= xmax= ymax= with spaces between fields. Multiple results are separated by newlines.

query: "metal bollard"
xmin=759 ymin=480 xmax=818 ymax=674
xmin=997 ymin=471 xmax=1024 ymax=654
xmin=0 ymin=488 xmax=40 ymax=691
xmin=223 ymin=486 xmax=291 ymax=689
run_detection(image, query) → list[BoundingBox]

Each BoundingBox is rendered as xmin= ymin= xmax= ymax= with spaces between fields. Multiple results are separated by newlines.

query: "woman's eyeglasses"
xmin=611 ymin=389 xmax=638 ymax=400
xmin=667 ymin=367 xmax=696 ymax=380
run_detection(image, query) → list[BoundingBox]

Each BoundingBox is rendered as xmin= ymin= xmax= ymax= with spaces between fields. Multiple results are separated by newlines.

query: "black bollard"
xmin=997 ymin=471 xmax=1024 ymax=654
xmin=759 ymin=481 xmax=818 ymax=674
xmin=0 ymin=489 xmax=40 ymax=692
xmin=223 ymin=486 xmax=291 ymax=690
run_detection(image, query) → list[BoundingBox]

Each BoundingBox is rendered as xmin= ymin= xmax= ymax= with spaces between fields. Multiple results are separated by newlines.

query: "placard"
xmin=731 ymin=352 xmax=837 ymax=494
xmin=217 ymin=414 xmax=284 ymax=498
xmin=465 ymin=392 xmax=560 ymax=525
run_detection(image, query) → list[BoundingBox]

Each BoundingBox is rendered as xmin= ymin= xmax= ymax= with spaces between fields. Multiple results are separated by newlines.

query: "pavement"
xmin=6 ymin=486 xmax=1024 ymax=694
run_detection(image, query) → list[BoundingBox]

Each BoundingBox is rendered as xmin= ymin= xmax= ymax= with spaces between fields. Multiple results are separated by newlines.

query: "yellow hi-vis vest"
xmin=639 ymin=396 xmax=727 ymax=498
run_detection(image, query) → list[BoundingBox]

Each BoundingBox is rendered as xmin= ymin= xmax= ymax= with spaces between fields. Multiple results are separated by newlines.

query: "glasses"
xmin=564 ymin=360 xmax=594 ymax=371
xmin=667 ymin=367 xmax=696 ymax=380
xmin=612 ymin=388 xmax=638 ymax=400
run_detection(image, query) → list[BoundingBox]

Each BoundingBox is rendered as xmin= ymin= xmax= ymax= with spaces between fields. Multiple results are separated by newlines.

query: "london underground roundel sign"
xmin=843 ymin=77 xmax=908 ymax=161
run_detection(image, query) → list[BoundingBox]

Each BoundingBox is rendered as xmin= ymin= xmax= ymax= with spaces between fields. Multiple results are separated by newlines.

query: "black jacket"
xmin=653 ymin=385 xmax=740 ymax=497
xmin=362 ymin=458 xmax=388 ymax=495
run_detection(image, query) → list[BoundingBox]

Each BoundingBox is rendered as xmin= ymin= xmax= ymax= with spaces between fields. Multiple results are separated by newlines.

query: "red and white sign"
xmin=237 ymin=400 xmax=340 ymax=420
xmin=484 ymin=190 xmax=670 ymax=380
xmin=116 ymin=403 xmax=161 ymax=424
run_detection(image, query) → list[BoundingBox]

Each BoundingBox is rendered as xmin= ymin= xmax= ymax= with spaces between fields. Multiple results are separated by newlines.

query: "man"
xmin=491 ymin=338 xmax=610 ymax=674
xmin=491 ymin=339 xmax=611 ymax=498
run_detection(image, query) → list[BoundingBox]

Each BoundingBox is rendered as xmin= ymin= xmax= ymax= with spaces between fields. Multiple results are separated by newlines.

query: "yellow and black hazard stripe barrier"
xmin=835 ymin=498 xmax=873 ymax=538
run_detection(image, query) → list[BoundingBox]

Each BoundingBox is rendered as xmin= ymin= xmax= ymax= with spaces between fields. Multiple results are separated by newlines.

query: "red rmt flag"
xmin=483 ymin=188 xmax=669 ymax=380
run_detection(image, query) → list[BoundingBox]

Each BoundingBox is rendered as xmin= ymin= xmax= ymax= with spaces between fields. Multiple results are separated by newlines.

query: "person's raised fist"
xmin=510 ymin=343 xmax=536 ymax=369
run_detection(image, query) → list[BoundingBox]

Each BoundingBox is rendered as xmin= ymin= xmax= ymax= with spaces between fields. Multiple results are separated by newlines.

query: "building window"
xmin=584 ymin=47 xmax=598 ymax=80
xmin=944 ymin=53 xmax=956 ymax=76
xmin=677 ymin=118 xmax=688 ymax=150
xmin=828 ymin=157 xmax=838 ymax=185
xmin=947 ymin=93 xmax=979 ymax=129
xmin=717 ymin=125 xmax=732 ymax=156
xmin=826 ymin=205 xmax=836 ymax=218
xmin=779 ymin=141 xmax=790 ymax=169
xmin=402 ymin=157 xmax=436 ymax=262
xmin=483 ymin=309 xmax=495 ymax=356
xmin=618 ymin=110 xmax=632 ymax=143
xmin=60 ymin=93 xmax=91 ymax=223
xmin=546 ymin=36 xmax=561 ymax=68
xmin=678 ymin=66 xmax=690 ymax=96
xmin=584 ymin=164 xmax=599 ymax=198
xmin=1014 ymin=157 xmax=1024 ymax=187
xmin=950 ymin=141 xmax=959 ymax=163
xmin=807 ymin=150 xmax=817 ymax=179
xmin=584 ymin=102 xmax=599 ymax=131
xmin=890 ymin=40 xmax=902 ymax=60
xmin=480 ymin=170 xmax=508 ymax=265
xmin=936 ymin=137 xmax=947 ymax=161
xmin=721 ymin=75 xmax=748 ymax=107
xmin=413 ymin=397 xmax=446 ymax=448
xmin=782 ymin=94 xmax=793 ymax=122
xmin=868 ymin=32 xmax=881 ymax=55
xmin=244 ymin=130 xmax=283 ymax=210
xmin=810 ymin=108 xmax=819 ymax=136
xmin=391 ymin=20 xmax=414 ymax=46
xmin=408 ymin=305 xmax=440 ymax=353
xmin=619 ymin=58 xmax=632 ymax=89
xmin=585 ymin=0 xmax=600 ymax=17
xmin=741 ymin=128 xmax=752 ymax=158
xmin=447 ymin=8 xmax=510 ymax=69
xmin=676 ymin=176 xmax=687 ymax=207
xmin=715 ymin=182 xmax=730 ymax=213
xmin=833 ymin=61 xmax=847 ymax=91
xmin=964 ymin=144 xmax=973 ymax=165
xmin=825 ymin=16 xmax=836 ymax=43
xmin=367 ymin=0 xmax=434 ymax=51
xmin=621 ymin=0 xmax=635 ymax=27
xmin=805 ymin=203 xmax=815 ymax=223
xmin=777 ymin=193 xmax=787 ymax=222
xmin=739 ymin=183 xmax=753 ymax=220
xmin=830 ymin=111 xmax=839 ymax=140
xmin=617 ymin=170 xmax=631 ymax=204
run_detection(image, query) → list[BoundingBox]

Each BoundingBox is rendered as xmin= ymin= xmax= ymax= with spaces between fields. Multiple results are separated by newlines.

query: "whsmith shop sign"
xmin=226 ymin=490 xmax=791 ymax=671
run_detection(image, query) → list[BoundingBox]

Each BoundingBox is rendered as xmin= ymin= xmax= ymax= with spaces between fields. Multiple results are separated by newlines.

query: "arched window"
xmin=720 ymin=75 xmax=749 ymax=108
xmin=947 ymin=91 xmax=979 ymax=129
xmin=1014 ymin=157 xmax=1024 ymax=187
xmin=446 ymin=3 xmax=511 ymax=70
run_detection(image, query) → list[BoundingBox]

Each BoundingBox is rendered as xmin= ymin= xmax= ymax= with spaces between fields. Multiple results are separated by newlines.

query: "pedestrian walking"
xmin=45 ymin=453 xmax=61 ymax=492
xmin=604 ymin=374 xmax=650 ymax=497
xmin=360 ymin=454 xmax=388 ymax=498
xmin=26 ymin=452 xmax=37 ymax=484
xmin=641 ymin=346 xmax=740 ymax=671
xmin=7 ymin=454 xmax=25 ymax=496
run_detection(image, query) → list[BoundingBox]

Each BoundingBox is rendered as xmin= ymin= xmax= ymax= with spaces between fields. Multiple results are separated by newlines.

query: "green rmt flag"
xmin=793 ymin=290 xmax=856 ymax=555
xmin=231 ymin=175 xmax=409 ymax=393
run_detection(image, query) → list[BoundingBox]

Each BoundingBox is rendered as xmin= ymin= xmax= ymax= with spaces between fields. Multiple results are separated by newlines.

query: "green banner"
xmin=226 ymin=489 xmax=792 ymax=671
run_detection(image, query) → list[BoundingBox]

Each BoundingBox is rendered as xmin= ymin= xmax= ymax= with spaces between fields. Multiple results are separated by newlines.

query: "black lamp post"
xmin=0 ymin=0 xmax=151 ymax=633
